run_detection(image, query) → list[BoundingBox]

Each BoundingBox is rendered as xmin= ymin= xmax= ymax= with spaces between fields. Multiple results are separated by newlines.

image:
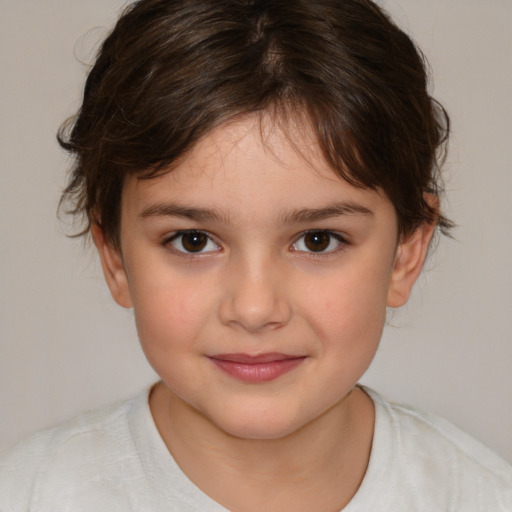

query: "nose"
xmin=218 ymin=254 xmax=292 ymax=333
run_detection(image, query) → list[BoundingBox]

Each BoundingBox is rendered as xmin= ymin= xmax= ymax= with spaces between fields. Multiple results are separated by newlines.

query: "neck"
xmin=149 ymin=382 xmax=375 ymax=512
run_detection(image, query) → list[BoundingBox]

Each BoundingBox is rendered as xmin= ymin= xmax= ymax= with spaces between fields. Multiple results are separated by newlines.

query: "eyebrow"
xmin=139 ymin=203 xmax=229 ymax=223
xmin=139 ymin=201 xmax=373 ymax=224
xmin=280 ymin=202 xmax=374 ymax=224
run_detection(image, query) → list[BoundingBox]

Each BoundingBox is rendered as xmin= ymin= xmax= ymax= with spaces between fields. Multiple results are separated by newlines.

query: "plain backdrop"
xmin=1 ymin=0 xmax=511 ymax=463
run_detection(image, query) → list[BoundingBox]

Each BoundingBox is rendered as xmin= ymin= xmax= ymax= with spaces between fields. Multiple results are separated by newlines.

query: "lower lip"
xmin=209 ymin=357 xmax=305 ymax=383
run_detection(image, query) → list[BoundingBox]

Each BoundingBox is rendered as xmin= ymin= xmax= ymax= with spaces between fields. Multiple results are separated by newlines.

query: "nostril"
xmin=218 ymin=285 xmax=292 ymax=333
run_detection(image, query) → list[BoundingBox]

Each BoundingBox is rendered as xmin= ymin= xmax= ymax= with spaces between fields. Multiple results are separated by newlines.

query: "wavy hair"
xmin=59 ymin=0 xmax=452 ymax=247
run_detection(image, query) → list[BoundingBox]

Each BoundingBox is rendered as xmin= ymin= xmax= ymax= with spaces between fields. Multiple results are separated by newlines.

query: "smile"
xmin=208 ymin=353 xmax=306 ymax=383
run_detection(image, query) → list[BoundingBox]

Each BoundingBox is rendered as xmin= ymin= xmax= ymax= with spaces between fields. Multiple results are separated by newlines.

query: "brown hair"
xmin=59 ymin=0 xmax=452 ymax=248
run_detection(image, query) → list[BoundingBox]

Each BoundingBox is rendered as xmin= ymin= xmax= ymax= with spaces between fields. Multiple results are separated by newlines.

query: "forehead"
xmin=121 ymin=114 xmax=395 ymax=224
xmin=168 ymin=113 xmax=328 ymax=182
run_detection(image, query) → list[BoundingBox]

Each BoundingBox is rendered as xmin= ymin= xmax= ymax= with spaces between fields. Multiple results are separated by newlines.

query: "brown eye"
xmin=293 ymin=231 xmax=344 ymax=253
xmin=169 ymin=231 xmax=219 ymax=254
xmin=182 ymin=231 xmax=207 ymax=252
xmin=304 ymin=231 xmax=330 ymax=251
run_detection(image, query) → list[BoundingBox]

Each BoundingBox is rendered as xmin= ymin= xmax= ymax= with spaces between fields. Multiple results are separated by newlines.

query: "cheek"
xmin=314 ymin=279 xmax=386 ymax=387
xmin=299 ymin=258 xmax=391 ymax=348
xmin=129 ymin=273 xmax=217 ymax=356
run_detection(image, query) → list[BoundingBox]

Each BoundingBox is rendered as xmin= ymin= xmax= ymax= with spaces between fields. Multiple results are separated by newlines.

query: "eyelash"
xmin=291 ymin=230 xmax=347 ymax=255
xmin=163 ymin=229 xmax=348 ymax=256
xmin=164 ymin=230 xmax=220 ymax=255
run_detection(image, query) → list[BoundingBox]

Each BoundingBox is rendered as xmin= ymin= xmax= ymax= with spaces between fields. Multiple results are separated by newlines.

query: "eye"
xmin=167 ymin=230 xmax=220 ymax=254
xmin=292 ymin=230 xmax=345 ymax=253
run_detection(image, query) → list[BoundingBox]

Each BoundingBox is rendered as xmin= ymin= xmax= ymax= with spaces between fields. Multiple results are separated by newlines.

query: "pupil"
xmin=305 ymin=231 xmax=330 ymax=252
xmin=182 ymin=232 xmax=207 ymax=252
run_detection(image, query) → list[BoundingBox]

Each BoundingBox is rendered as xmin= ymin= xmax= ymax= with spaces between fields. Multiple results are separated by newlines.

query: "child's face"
xmin=95 ymin=115 xmax=429 ymax=440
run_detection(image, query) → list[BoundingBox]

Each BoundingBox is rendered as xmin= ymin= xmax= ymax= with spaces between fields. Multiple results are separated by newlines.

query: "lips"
xmin=208 ymin=353 xmax=306 ymax=383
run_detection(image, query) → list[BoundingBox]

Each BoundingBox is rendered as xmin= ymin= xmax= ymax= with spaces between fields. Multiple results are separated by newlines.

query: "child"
xmin=1 ymin=0 xmax=511 ymax=510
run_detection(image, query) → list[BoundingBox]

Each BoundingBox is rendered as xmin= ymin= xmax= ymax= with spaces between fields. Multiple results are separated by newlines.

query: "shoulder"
xmin=0 ymin=390 xmax=148 ymax=511
xmin=361 ymin=387 xmax=512 ymax=511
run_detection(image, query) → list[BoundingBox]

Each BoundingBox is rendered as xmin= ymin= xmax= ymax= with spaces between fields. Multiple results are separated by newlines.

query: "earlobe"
xmin=91 ymin=223 xmax=133 ymax=309
xmin=387 ymin=221 xmax=436 ymax=308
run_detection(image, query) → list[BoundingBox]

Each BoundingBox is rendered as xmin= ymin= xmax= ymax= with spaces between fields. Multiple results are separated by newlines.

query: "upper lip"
xmin=208 ymin=353 xmax=304 ymax=364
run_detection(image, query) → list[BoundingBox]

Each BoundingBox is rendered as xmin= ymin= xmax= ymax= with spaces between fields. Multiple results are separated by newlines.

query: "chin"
xmin=209 ymin=405 xmax=306 ymax=441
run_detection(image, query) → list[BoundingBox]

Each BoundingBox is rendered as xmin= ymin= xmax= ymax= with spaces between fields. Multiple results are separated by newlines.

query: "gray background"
xmin=1 ymin=0 xmax=511 ymax=462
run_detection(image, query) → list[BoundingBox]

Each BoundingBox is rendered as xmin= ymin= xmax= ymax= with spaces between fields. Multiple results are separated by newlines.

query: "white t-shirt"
xmin=1 ymin=385 xmax=511 ymax=511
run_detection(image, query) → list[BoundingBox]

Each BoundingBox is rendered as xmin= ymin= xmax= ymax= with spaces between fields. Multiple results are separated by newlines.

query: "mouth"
xmin=207 ymin=353 xmax=306 ymax=383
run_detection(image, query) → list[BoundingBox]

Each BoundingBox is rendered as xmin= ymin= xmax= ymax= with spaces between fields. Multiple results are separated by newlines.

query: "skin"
xmin=93 ymin=114 xmax=435 ymax=511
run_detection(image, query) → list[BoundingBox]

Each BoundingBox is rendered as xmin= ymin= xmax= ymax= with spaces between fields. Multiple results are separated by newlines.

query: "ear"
xmin=91 ymin=222 xmax=133 ymax=309
xmin=387 ymin=221 xmax=436 ymax=308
